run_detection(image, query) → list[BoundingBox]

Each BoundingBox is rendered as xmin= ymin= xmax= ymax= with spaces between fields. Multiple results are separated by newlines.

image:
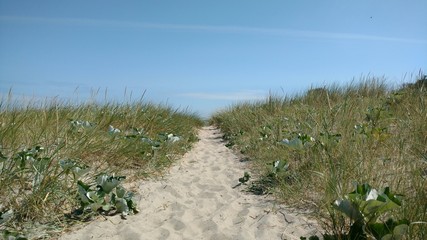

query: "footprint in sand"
xmin=60 ymin=126 xmax=320 ymax=240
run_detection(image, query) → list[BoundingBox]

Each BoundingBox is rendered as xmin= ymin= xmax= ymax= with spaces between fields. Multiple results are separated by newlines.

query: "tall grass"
xmin=210 ymin=75 xmax=427 ymax=239
xmin=0 ymin=93 xmax=203 ymax=238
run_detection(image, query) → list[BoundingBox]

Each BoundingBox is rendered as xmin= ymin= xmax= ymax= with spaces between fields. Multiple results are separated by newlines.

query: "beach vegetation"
xmin=0 ymin=93 xmax=203 ymax=239
xmin=210 ymin=73 xmax=427 ymax=239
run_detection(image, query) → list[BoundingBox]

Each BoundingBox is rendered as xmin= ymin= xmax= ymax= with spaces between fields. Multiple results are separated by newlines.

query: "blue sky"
xmin=1 ymin=1 xmax=426 ymax=117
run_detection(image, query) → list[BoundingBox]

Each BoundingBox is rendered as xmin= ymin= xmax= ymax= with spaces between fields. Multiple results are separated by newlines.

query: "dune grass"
xmin=210 ymin=75 xmax=427 ymax=239
xmin=0 ymin=94 xmax=203 ymax=239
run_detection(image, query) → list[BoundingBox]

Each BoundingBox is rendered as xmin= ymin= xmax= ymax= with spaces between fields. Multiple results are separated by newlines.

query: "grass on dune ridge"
xmin=0 ymin=94 xmax=203 ymax=238
xmin=211 ymin=75 xmax=427 ymax=239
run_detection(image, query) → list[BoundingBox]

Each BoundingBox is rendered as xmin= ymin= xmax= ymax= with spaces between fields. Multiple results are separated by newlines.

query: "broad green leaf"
xmin=391 ymin=224 xmax=409 ymax=240
xmin=333 ymin=199 xmax=363 ymax=221
xmin=116 ymin=186 xmax=126 ymax=198
xmin=319 ymin=132 xmax=341 ymax=147
xmin=276 ymin=160 xmax=288 ymax=170
xmin=115 ymin=198 xmax=129 ymax=213
xmin=369 ymin=218 xmax=410 ymax=239
xmin=86 ymin=191 xmax=100 ymax=202
xmin=376 ymin=199 xmax=400 ymax=216
xmin=77 ymin=180 xmax=91 ymax=191
xmin=271 ymin=160 xmax=289 ymax=174
xmin=60 ymin=159 xmax=89 ymax=179
xmin=356 ymin=183 xmax=372 ymax=196
xmin=362 ymin=199 xmax=385 ymax=217
xmin=383 ymin=187 xmax=403 ymax=206
xmin=72 ymin=166 xmax=90 ymax=179
xmin=77 ymin=181 xmax=91 ymax=204
xmin=157 ymin=133 xmax=169 ymax=142
xmin=96 ymin=174 xmax=122 ymax=194
xmin=369 ymin=222 xmax=391 ymax=239
xmin=381 ymin=233 xmax=393 ymax=240
xmin=59 ymin=159 xmax=75 ymax=171
xmin=102 ymin=204 xmax=112 ymax=212
xmin=104 ymin=193 xmax=111 ymax=204
xmin=89 ymin=202 xmax=102 ymax=212
xmin=281 ymin=138 xmax=304 ymax=150
xmin=126 ymin=198 xmax=139 ymax=213
xmin=124 ymin=191 xmax=135 ymax=201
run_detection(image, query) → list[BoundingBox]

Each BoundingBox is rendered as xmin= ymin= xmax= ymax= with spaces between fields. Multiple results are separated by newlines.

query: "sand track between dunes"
xmin=60 ymin=126 xmax=319 ymax=240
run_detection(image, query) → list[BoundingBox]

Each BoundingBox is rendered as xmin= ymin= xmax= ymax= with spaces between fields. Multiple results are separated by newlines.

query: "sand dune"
xmin=60 ymin=126 xmax=319 ymax=240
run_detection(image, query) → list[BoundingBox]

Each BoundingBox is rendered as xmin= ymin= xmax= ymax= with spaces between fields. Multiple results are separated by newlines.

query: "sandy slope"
xmin=60 ymin=126 xmax=319 ymax=240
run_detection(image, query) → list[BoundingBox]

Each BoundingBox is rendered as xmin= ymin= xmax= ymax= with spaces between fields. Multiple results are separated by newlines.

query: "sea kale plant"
xmin=77 ymin=173 xmax=139 ymax=219
xmin=330 ymin=183 xmax=409 ymax=240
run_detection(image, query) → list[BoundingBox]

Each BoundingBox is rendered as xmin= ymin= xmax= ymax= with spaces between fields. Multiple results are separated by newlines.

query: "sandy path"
xmin=60 ymin=126 xmax=319 ymax=240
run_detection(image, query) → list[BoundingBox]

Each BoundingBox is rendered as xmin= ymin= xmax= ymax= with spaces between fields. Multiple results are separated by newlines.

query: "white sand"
xmin=60 ymin=126 xmax=320 ymax=240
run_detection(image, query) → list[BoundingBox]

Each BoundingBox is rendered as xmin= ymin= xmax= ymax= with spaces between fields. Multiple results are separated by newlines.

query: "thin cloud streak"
xmin=1 ymin=15 xmax=426 ymax=44
xmin=179 ymin=90 xmax=267 ymax=101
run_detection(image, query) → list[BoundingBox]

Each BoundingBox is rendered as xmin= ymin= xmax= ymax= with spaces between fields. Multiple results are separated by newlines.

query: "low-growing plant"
xmin=270 ymin=159 xmax=289 ymax=178
xmin=59 ymin=158 xmax=90 ymax=182
xmin=245 ymin=160 xmax=290 ymax=195
xmin=76 ymin=173 xmax=139 ymax=219
xmin=233 ymin=171 xmax=251 ymax=189
xmin=329 ymin=183 xmax=409 ymax=240
xmin=280 ymin=133 xmax=316 ymax=150
xmin=238 ymin=171 xmax=251 ymax=184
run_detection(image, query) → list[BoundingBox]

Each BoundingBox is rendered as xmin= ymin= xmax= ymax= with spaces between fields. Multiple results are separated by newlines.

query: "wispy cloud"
xmin=1 ymin=15 xmax=426 ymax=44
xmin=179 ymin=90 xmax=266 ymax=101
